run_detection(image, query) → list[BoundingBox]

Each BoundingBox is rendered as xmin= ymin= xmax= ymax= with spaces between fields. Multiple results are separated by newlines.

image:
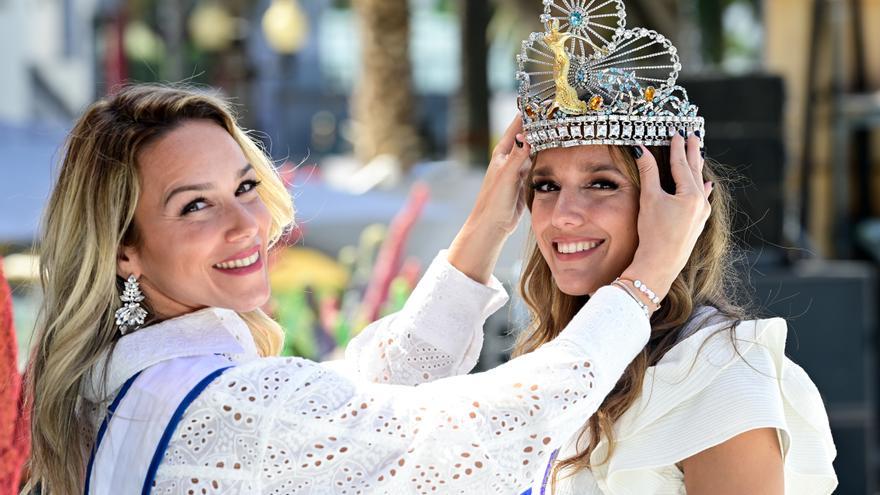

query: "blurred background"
xmin=0 ymin=0 xmax=879 ymax=492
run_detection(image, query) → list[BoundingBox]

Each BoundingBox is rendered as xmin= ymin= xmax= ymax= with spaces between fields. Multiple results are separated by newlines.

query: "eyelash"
xmin=530 ymin=179 xmax=619 ymax=193
xmin=180 ymin=179 xmax=262 ymax=215
xmin=236 ymin=179 xmax=262 ymax=195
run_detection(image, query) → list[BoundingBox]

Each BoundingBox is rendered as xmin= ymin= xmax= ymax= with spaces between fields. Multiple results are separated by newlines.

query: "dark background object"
xmin=682 ymin=74 xmax=787 ymax=261
xmin=750 ymin=260 xmax=877 ymax=495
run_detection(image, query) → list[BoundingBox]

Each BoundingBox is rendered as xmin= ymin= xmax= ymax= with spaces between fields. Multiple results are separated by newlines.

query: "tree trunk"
xmin=452 ymin=0 xmax=492 ymax=168
xmin=351 ymin=0 xmax=421 ymax=170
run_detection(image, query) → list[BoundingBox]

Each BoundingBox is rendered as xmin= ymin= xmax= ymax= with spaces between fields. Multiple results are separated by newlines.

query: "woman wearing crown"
xmin=390 ymin=1 xmax=837 ymax=494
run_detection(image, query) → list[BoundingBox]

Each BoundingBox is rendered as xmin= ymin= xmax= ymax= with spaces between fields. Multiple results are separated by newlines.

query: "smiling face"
xmin=117 ymin=119 xmax=272 ymax=319
xmin=529 ymin=145 xmax=639 ymax=296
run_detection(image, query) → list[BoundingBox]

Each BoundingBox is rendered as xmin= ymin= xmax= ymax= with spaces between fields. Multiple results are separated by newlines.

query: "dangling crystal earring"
xmin=115 ymin=274 xmax=148 ymax=335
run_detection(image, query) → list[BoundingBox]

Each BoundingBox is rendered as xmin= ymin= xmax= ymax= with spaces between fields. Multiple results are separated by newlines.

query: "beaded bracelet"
xmin=610 ymin=280 xmax=649 ymax=318
xmin=616 ymin=277 xmax=663 ymax=310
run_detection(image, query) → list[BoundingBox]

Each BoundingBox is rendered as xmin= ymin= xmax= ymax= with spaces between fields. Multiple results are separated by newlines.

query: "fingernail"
xmin=631 ymin=145 xmax=643 ymax=159
xmin=515 ymin=135 xmax=524 ymax=149
xmin=678 ymin=129 xmax=687 ymax=138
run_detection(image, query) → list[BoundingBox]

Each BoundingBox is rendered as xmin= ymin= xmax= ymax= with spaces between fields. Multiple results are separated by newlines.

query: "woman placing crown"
xmin=25 ymin=83 xmax=710 ymax=494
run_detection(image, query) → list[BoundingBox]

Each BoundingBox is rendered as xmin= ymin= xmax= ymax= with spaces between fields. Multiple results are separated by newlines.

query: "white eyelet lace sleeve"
xmin=152 ymin=286 xmax=649 ymax=494
xmin=343 ymin=250 xmax=508 ymax=385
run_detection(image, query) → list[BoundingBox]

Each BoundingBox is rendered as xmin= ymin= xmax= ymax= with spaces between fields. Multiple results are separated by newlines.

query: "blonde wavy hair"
xmin=513 ymin=145 xmax=748 ymax=486
xmin=25 ymin=84 xmax=294 ymax=494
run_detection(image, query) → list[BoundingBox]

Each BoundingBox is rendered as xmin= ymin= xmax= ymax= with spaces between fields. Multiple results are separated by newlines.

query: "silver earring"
xmin=115 ymin=274 xmax=148 ymax=335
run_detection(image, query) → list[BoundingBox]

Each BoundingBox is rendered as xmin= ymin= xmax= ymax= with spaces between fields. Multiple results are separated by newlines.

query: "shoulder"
xmin=189 ymin=355 xmax=388 ymax=420
xmin=587 ymin=317 xmax=837 ymax=493
xmin=202 ymin=356 xmax=335 ymax=402
xmin=157 ymin=356 xmax=361 ymax=479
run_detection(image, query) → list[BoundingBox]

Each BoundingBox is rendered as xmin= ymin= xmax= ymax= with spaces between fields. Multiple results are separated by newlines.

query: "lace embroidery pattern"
xmin=151 ymin=345 xmax=601 ymax=494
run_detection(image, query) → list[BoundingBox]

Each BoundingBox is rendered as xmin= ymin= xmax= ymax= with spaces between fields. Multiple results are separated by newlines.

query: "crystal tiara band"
xmin=517 ymin=0 xmax=705 ymax=153
xmin=525 ymin=115 xmax=704 ymax=153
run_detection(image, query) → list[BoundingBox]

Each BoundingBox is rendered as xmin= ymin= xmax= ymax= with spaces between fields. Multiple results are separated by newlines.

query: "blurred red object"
xmin=0 ymin=259 xmax=29 ymax=494
xmin=284 ymin=162 xmax=321 ymax=186
xmin=360 ymin=182 xmax=430 ymax=323
xmin=103 ymin=9 xmax=128 ymax=93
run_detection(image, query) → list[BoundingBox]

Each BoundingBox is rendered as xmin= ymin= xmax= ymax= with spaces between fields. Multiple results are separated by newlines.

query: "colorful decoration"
xmin=268 ymin=183 xmax=430 ymax=361
xmin=0 ymin=259 xmax=29 ymax=494
xmin=359 ymin=182 xmax=430 ymax=323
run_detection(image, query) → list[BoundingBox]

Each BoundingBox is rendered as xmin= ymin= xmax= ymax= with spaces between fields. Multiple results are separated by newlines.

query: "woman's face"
xmin=530 ymin=145 xmax=639 ymax=296
xmin=117 ymin=119 xmax=272 ymax=318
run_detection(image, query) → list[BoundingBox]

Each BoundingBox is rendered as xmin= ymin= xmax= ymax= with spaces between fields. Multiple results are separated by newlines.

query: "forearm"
xmin=406 ymin=285 xmax=650 ymax=488
xmin=344 ymin=250 xmax=508 ymax=384
xmin=447 ymin=220 xmax=508 ymax=285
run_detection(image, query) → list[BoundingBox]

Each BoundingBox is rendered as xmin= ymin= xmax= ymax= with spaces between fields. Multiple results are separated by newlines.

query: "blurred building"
xmin=0 ymin=0 xmax=99 ymax=124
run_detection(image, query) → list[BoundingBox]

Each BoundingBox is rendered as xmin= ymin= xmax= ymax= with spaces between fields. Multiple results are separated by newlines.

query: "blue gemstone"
xmin=575 ymin=70 xmax=587 ymax=84
xmin=570 ymin=11 xmax=584 ymax=27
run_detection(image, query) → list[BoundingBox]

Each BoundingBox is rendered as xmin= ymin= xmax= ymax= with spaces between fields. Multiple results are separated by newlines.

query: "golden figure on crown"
xmin=543 ymin=19 xmax=589 ymax=116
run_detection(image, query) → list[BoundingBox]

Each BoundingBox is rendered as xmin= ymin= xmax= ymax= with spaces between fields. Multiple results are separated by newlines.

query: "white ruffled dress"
xmin=543 ymin=317 xmax=838 ymax=494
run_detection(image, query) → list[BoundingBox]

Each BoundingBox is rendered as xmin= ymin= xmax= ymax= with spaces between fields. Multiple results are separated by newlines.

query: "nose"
xmin=550 ymin=189 xmax=587 ymax=230
xmin=225 ymin=201 xmax=260 ymax=244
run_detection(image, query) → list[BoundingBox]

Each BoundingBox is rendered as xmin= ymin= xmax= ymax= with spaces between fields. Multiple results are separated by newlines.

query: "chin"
xmin=225 ymin=288 xmax=271 ymax=313
xmin=553 ymin=278 xmax=596 ymax=297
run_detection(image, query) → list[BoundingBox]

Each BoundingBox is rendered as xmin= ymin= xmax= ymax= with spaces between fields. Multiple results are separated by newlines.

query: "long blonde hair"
xmin=513 ymin=145 xmax=748 ymax=483
xmin=25 ymin=84 xmax=294 ymax=494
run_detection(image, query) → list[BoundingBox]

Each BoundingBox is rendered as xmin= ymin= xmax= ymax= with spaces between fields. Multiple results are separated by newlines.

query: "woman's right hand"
xmin=448 ymin=115 xmax=532 ymax=284
xmin=620 ymin=133 xmax=713 ymax=303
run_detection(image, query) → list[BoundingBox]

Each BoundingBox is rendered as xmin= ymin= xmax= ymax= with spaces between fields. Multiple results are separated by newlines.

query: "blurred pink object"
xmin=103 ymin=10 xmax=128 ymax=93
xmin=398 ymin=257 xmax=422 ymax=290
xmin=360 ymin=182 xmax=430 ymax=322
xmin=286 ymin=163 xmax=321 ymax=186
xmin=0 ymin=259 xmax=29 ymax=494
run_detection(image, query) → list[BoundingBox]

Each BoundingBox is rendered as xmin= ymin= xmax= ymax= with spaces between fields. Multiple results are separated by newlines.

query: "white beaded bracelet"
xmin=633 ymin=279 xmax=662 ymax=305
xmin=614 ymin=277 xmax=662 ymax=312
xmin=611 ymin=280 xmax=650 ymax=318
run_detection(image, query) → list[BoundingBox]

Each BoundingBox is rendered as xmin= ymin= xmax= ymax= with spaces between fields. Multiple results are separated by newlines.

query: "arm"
xmin=344 ymin=250 xmax=508 ymax=384
xmin=682 ymin=428 xmax=784 ymax=495
xmin=342 ymin=117 xmax=534 ymax=384
xmin=260 ymin=285 xmax=650 ymax=493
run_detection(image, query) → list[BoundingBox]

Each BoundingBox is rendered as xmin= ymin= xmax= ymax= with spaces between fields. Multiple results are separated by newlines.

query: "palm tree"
xmin=351 ymin=0 xmax=421 ymax=170
xmin=452 ymin=0 xmax=493 ymax=168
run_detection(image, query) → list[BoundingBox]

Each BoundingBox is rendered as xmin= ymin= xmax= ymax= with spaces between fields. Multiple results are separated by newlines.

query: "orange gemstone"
xmin=645 ymin=86 xmax=656 ymax=102
xmin=589 ymin=95 xmax=603 ymax=111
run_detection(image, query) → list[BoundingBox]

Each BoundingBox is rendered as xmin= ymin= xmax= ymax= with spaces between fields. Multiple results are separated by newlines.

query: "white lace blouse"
xmin=81 ymin=252 xmax=650 ymax=494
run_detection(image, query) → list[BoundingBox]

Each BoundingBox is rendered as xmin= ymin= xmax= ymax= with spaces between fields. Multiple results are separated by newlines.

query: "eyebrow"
xmin=163 ymin=163 xmax=254 ymax=207
xmin=532 ymin=163 xmax=620 ymax=177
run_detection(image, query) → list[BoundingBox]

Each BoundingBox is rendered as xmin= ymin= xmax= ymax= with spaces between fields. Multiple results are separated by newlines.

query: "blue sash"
xmin=84 ymin=355 xmax=234 ymax=495
xmin=521 ymin=448 xmax=559 ymax=495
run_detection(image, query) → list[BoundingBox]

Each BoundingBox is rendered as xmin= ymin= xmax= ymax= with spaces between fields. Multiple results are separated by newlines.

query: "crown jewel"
xmin=517 ymin=0 xmax=705 ymax=153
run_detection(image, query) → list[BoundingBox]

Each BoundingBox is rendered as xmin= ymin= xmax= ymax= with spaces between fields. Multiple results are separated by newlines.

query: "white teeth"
xmin=214 ymin=251 xmax=260 ymax=270
xmin=556 ymin=241 xmax=600 ymax=254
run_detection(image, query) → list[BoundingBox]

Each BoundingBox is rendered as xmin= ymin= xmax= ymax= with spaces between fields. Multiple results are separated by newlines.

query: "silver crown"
xmin=516 ymin=0 xmax=704 ymax=153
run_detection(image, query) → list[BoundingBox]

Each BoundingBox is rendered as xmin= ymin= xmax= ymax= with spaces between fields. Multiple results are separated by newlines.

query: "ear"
xmin=117 ymin=244 xmax=142 ymax=279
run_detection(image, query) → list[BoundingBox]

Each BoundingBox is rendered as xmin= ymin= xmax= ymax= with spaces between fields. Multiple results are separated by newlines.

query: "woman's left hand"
xmin=621 ymin=132 xmax=712 ymax=303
